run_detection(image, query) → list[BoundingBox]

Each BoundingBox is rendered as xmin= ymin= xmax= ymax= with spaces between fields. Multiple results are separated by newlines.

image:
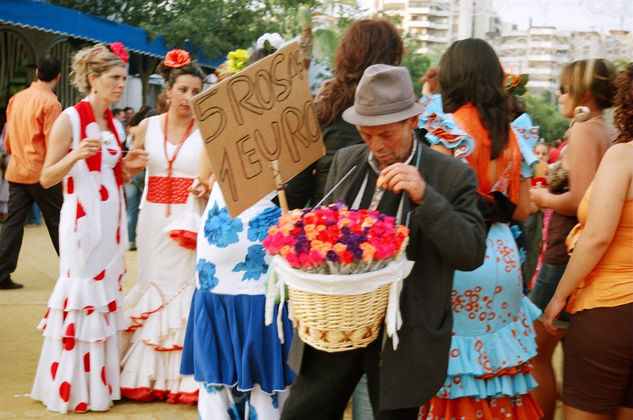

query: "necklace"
xmin=162 ymin=112 xmax=195 ymax=216
xmin=163 ymin=112 xmax=195 ymax=177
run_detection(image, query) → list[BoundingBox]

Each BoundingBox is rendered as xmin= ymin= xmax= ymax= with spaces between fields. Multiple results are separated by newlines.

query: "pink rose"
xmin=109 ymin=42 xmax=129 ymax=63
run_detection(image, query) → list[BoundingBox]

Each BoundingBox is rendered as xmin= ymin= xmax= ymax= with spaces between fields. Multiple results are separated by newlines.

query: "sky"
xmin=493 ymin=0 xmax=632 ymax=32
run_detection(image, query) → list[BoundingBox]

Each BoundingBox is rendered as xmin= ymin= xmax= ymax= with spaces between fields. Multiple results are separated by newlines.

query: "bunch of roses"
xmin=262 ymin=201 xmax=409 ymax=274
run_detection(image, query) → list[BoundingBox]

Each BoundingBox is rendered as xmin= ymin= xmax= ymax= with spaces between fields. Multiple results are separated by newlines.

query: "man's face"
xmin=356 ymin=116 xmax=418 ymax=170
xmin=125 ymin=109 xmax=134 ymax=122
xmin=115 ymin=111 xmax=125 ymax=122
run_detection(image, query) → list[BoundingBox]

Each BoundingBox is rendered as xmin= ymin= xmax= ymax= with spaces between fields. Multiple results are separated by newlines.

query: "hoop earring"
xmin=573 ymin=106 xmax=590 ymax=122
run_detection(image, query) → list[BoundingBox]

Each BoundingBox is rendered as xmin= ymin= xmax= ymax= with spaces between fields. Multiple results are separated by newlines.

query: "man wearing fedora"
xmin=281 ymin=65 xmax=486 ymax=419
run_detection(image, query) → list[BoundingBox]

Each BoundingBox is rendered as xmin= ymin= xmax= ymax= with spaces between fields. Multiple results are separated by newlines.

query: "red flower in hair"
xmin=164 ymin=49 xmax=191 ymax=68
xmin=109 ymin=42 xmax=129 ymax=63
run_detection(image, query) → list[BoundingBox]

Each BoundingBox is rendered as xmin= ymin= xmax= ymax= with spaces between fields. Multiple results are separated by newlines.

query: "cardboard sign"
xmin=191 ymin=42 xmax=325 ymax=218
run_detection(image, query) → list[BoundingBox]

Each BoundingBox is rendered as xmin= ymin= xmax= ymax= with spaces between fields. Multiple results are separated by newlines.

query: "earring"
xmin=573 ymin=106 xmax=590 ymax=122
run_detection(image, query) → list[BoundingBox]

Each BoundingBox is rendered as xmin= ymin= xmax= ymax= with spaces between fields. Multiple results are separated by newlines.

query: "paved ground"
xmin=0 ymin=223 xmax=562 ymax=419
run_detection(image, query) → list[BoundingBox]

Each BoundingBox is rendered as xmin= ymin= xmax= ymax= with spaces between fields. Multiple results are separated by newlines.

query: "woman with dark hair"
xmin=32 ymin=42 xmax=148 ymax=413
xmin=418 ymin=38 xmax=541 ymax=419
xmin=285 ymin=18 xmax=403 ymax=209
xmin=528 ymin=58 xmax=617 ymax=420
xmin=119 ymin=49 xmax=205 ymax=404
xmin=542 ymin=64 xmax=633 ymax=420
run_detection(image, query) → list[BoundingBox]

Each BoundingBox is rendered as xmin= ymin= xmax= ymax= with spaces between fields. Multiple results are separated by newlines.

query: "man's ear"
xmin=408 ymin=115 xmax=419 ymax=130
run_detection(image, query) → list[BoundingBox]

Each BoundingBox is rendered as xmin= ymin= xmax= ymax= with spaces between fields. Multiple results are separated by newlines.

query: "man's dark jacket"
xmin=286 ymin=141 xmax=486 ymax=410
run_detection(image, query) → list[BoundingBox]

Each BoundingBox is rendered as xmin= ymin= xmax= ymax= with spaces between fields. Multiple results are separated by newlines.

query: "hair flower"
xmin=227 ymin=49 xmax=250 ymax=73
xmin=256 ymin=32 xmax=284 ymax=52
xmin=109 ymin=42 xmax=129 ymax=63
xmin=164 ymin=49 xmax=191 ymax=68
xmin=504 ymin=73 xmax=529 ymax=96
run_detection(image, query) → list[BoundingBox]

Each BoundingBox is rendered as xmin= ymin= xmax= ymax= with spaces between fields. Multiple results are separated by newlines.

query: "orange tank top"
xmin=566 ymin=183 xmax=633 ymax=313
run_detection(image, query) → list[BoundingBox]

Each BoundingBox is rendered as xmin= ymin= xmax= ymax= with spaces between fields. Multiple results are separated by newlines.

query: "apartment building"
xmin=371 ymin=0 xmax=501 ymax=54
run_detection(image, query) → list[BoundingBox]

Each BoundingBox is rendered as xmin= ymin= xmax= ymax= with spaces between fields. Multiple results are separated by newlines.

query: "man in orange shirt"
xmin=0 ymin=55 xmax=63 ymax=290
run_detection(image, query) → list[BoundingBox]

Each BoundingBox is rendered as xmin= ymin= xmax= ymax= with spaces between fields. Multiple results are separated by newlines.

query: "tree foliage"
xmin=401 ymin=36 xmax=432 ymax=95
xmin=524 ymin=93 xmax=570 ymax=143
xmin=47 ymin=0 xmax=360 ymax=60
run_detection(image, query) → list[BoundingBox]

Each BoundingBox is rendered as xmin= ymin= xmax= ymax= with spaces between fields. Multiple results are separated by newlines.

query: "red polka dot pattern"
xmin=76 ymin=202 xmax=86 ymax=219
xmin=83 ymin=352 xmax=90 ymax=372
xmin=67 ymin=177 xmax=74 ymax=194
xmin=50 ymin=362 xmax=59 ymax=380
xmin=59 ymin=381 xmax=71 ymax=402
xmin=63 ymin=336 xmax=75 ymax=351
xmin=99 ymin=185 xmax=109 ymax=201
xmin=108 ymin=300 xmax=117 ymax=312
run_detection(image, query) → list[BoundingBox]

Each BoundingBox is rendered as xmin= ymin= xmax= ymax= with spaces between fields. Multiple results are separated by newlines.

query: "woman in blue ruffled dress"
xmin=180 ymin=38 xmax=295 ymax=420
xmin=417 ymin=38 xmax=542 ymax=419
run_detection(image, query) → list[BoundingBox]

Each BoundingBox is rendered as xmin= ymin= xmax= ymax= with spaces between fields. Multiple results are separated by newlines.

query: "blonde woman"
xmin=543 ymin=64 xmax=633 ymax=420
xmin=31 ymin=42 xmax=147 ymax=413
xmin=528 ymin=59 xmax=617 ymax=420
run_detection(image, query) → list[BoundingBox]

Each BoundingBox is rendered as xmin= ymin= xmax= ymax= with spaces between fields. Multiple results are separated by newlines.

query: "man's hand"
xmin=378 ymin=162 xmax=426 ymax=204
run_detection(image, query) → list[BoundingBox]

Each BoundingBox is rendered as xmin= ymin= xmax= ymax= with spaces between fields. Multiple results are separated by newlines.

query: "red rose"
xmin=109 ymin=42 xmax=129 ymax=63
xmin=164 ymin=49 xmax=191 ymax=68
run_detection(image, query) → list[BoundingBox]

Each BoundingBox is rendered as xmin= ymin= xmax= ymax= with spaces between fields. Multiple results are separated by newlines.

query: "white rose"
xmin=256 ymin=33 xmax=284 ymax=51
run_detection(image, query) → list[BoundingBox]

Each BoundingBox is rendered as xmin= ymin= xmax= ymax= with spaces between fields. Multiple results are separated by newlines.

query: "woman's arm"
xmin=40 ymin=113 xmax=101 ymax=188
xmin=530 ymin=123 xmax=604 ymax=215
xmin=191 ymin=149 xmax=214 ymax=198
xmin=122 ymin=118 xmax=150 ymax=178
xmin=511 ymin=178 xmax=531 ymax=221
xmin=543 ymin=144 xmax=632 ymax=334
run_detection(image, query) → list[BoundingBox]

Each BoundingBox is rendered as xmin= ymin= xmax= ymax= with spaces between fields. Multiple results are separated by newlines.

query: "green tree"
xmin=524 ymin=93 xmax=570 ymax=143
xmin=401 ymin=36 xmax=432 ymax=95
xmin=47 ymin=0 xmax=277 ymax=58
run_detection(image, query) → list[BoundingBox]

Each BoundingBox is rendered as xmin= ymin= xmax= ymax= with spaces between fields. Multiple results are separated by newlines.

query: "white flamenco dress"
xmin=31 ymin=107 xmax=127 ymax=413
xmin=119 ymin=115 xmax=202 ymax=404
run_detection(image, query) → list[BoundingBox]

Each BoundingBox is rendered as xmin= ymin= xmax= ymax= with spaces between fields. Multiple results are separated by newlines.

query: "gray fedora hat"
xmin=342 ymin=64 xmax=425 ymax=126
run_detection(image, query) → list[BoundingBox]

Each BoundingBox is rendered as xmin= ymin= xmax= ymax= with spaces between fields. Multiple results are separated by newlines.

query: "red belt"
xmin=146 ymin=176 xmax=193 ymax=204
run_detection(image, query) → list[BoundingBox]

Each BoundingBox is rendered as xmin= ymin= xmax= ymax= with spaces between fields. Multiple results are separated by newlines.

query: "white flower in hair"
xmin=256 ymin=33 xmax=284 ymax=51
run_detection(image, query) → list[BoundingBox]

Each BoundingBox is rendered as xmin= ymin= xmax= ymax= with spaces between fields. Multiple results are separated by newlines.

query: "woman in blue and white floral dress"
xmin=180 ymin=183 xmax=295 ymax=420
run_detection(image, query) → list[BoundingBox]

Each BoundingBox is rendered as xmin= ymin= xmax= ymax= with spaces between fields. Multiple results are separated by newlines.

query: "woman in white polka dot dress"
xmin=31 ymin=42 xmax=147 ymax=413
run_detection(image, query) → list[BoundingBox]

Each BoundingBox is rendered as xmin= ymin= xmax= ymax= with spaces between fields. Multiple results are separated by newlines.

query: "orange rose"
xmin=164 ymin=49 xmax=191 ymax=68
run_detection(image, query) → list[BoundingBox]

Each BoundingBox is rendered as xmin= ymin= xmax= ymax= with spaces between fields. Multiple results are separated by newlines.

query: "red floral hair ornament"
xmin=164 ymin=49 xmax=191 ymax=68
xmin=109 ymin=42 xmax=129 ymax=63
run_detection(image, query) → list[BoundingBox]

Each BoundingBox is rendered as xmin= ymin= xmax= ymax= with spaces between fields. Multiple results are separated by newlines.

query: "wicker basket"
xmin=288 ymin=283 xmax=391 ymax=352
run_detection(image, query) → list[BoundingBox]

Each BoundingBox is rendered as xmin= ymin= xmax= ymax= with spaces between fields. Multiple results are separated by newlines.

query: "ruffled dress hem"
xmin=120 ymin=280 xmax=197 ymax=403
xmin=438 ymin=297 xmax=541 ymax=400
xmin=121 ymin=386 xmax=198 ymax=405
xmin=419 ymin=393 xmax=543 ymax=420
xmin=180 ymin=290 xmax=295 ymax=394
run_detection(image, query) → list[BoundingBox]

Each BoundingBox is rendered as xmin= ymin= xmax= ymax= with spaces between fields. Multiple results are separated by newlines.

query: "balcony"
xmin=407 ymin=20 xmax=449 ymax=30
xmin=416 ymin=33 xmax=450 ymax=43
